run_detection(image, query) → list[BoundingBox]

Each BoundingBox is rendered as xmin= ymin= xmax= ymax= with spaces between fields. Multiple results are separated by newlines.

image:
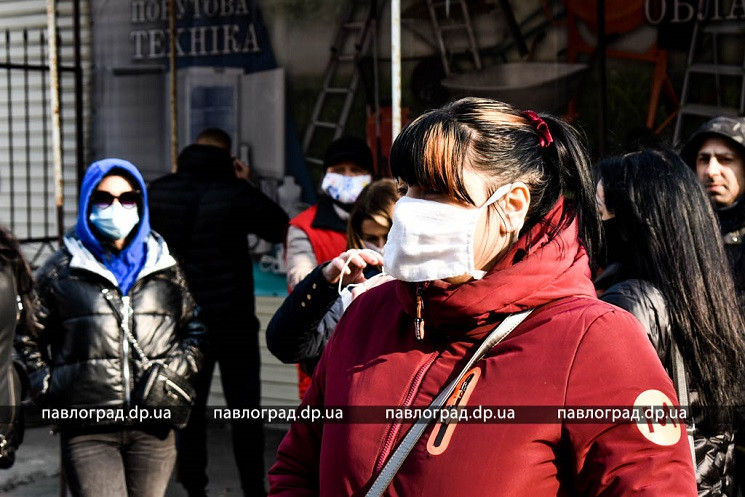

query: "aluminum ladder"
xmin=426 ymin=0 xmax=482 ymax=75
xmin=302 ymin=0 xmax=382 ymax=169
xmin=673 ymin=13 xmax=745 ymax=145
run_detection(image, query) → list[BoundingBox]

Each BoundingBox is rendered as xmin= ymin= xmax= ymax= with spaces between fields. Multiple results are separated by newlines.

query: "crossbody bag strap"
xmin=365 ymin=308 xmax=534 ymax=497
xmin=101 ymin=289 xmax=152 ymax=369
xmin=671 ymin=341 xmax=696 ymax=467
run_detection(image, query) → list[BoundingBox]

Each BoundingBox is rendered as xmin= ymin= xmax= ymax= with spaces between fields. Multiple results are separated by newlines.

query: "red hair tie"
xmin=522 ymin=110 xmax=553 ymax=148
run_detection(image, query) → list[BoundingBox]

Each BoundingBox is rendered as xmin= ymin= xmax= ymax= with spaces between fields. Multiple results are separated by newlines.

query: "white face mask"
xmin=321 ymin=172 xmax=372 ymax=205
xmin=383 ymin=183 xmax=514 ymax=282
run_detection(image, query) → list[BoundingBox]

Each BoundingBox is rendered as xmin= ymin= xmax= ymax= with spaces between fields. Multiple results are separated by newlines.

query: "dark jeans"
xmin=61 ymin=427 xmax=176 ymax=497
xmin=177 ymin=327 xmax=266 ymax=497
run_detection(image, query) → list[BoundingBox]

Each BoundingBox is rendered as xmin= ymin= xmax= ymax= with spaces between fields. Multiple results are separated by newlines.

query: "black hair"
xmin=389 ymin=97 xmax=601 ymax=265
xmin=196 ymin=127 xmax=232 ymax=151
xmin=597 ymin=149 xmax=745 ymax=419
xmin=0 ymin=226 xmax=36 ymax=336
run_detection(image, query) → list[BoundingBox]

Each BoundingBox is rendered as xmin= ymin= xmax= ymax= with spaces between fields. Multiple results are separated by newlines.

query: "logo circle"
xmin=633 ymin=390 xmax=683 ymax=446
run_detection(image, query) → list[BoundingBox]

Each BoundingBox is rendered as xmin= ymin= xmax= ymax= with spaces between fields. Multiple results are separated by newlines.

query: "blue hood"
xmin=75 ymin=158 xmax=150 ymax=294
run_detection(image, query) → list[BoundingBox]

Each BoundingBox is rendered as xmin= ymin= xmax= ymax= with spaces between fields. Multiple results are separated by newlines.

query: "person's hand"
xmin=322 ymin=249 xmax=384 ymax=287
xmin=350 ymin=274 xmax=395 ymax=300
xmin=233 ymin=157 xmax=250 ymax=181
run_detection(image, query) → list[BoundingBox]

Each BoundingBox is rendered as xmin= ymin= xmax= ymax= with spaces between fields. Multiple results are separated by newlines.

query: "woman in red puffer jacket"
xmin=269 ymin=98 xmax=697 ymax=497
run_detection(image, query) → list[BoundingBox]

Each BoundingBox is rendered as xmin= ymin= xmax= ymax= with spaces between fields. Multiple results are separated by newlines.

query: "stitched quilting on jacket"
xmin=15 ymin=232 xmax=206 ymax=426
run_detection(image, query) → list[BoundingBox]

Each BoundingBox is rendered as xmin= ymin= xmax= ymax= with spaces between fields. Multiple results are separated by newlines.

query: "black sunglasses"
xmin=91 ymin=190 xmax=141 ymax=209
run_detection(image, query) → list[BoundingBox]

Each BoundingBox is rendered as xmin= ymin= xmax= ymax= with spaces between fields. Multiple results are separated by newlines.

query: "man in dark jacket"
xmin=284 ymin=136 xmax=374 ymax=398
xmin=681 ymin=116 xmax=745 ymax=298
xmin=149 ymin=128 xmax=289 ymax=497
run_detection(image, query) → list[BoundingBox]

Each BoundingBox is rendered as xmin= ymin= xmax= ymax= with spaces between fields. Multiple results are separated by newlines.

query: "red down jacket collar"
xmin=395 ymin=198 xmax=596 ymax=338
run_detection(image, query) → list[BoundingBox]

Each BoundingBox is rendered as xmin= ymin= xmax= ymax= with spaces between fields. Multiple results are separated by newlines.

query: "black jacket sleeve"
xmin=600 ymin=278 xmax=671 ymax=371
xmin=238 ymin=181 xmax=289 ymax=243
xmin=165 ymin=264 xmax=208 ymax=384
xmin=266 ymin=264 xmax=339 ymax=373
xmin=0 ymin=263 xmax=23 ymax=417
xmin=15 ymin=257 xmax=60 ymax=405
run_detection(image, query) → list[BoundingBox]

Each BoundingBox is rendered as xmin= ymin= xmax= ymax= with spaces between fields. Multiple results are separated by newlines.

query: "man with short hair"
xmin=285 ymin=136 xmax=375 ymax=291
xmin=681 ymin=116 xmax=745 ymax=295
xmin=149 ymin=129 xmax=289 ymax=497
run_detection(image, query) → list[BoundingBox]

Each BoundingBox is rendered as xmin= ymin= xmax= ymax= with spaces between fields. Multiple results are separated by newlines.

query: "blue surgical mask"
xmin=89 ymin=202 xmax=140 ymax=240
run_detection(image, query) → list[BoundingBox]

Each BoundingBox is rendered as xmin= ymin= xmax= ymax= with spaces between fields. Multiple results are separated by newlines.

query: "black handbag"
xmin=132 ymin=361 xmax=195 ymax=430
xmin=116 ymin=294 xmax=196 ymax=430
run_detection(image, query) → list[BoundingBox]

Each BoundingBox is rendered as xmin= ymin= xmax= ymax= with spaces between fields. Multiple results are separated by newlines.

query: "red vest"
xmin=288 ymin=204 xmax=348 ymax=399
xmin=289 ymin=204 xmax=347 ymax=264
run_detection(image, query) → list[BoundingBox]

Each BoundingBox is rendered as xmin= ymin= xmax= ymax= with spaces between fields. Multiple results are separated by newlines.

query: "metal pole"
xmin=391 ymin=0 xmax=401 ymax=139
xmin=371 ymin=0 xmax=386 ymax=176
xmin=73 ymin=0 xmax=84 ymax=189
xmin=169 ymin=0 xmax=178 ymax=172
xmin=47 ymin=0 xmax=64 ymax=244
xmin=597 ymin=0 xmax=607 ymax=158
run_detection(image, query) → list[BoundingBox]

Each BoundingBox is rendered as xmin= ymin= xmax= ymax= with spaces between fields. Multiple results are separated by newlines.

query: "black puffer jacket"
xmin=601 ymin=277 xmax=735 ymax=497
xmin=266 ymin=263 xmax=380 ymax=375
xmin=716 ymin=197 xmax=745 ymax=304
xmin=148 ymin=144 xmax=289 ymax=329
xmin=0 ymin=258 xmax=26 ymax=467
xmin=15 ymin=233 xmax=206 ymax=423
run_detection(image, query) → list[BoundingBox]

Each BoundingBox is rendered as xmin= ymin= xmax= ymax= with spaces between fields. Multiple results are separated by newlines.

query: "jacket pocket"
xmin=427 ymin=367 xmax=482 ymax=456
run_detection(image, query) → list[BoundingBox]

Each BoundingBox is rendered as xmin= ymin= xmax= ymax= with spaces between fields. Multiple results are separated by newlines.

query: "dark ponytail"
xmin=538 ymin=114 xmax=601 ymax=267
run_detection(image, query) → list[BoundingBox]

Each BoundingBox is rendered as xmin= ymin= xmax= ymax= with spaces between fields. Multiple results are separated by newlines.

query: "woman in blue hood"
xmin=16 ymin=159 xmax=207 ymax=497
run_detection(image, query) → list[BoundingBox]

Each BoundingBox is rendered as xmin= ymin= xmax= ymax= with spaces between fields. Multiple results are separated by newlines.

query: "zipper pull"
xmin=102 ymin=288 xmax=114 ymax=302
xmin=415 ymin=284 xmax=425 ymax=341
xmin=444 ymin=373 xmax=475 ymax=426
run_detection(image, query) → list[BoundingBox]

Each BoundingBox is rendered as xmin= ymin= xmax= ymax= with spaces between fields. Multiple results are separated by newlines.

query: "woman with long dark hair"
xmin=268 ymin=98 xmax=696 ymax=496
xmin=595 ymin=149 xmax=745 ymax=496
xmin=0 ymin=227 xmax=34 ymax=469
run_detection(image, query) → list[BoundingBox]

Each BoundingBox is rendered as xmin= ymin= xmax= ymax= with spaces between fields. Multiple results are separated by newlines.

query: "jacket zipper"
xmin=102 ymin=279 xmax=153 ymax=408
xmin=414 ymin=284 xmax=425 ymax=340
xmin=372 ymin=351 xmax=438 ymax=475
xmin=431 ymin=372 xmax=475 ymax=447
xmin=121 ymin=295 xmax=132 ymax=406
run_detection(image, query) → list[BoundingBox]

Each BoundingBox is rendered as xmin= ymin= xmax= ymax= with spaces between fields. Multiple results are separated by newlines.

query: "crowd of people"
xmin=1 ymin=100 xmax=744 ymax=497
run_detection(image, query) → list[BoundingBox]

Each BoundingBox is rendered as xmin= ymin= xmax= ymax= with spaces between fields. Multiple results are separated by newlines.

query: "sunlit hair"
xmin=346 ymin=178 xmax=398 ymax=251
xmin=597 ymin=149 xmax=745 ymax=420
xmin=389 ymin=97 xmax=601 ymax=263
